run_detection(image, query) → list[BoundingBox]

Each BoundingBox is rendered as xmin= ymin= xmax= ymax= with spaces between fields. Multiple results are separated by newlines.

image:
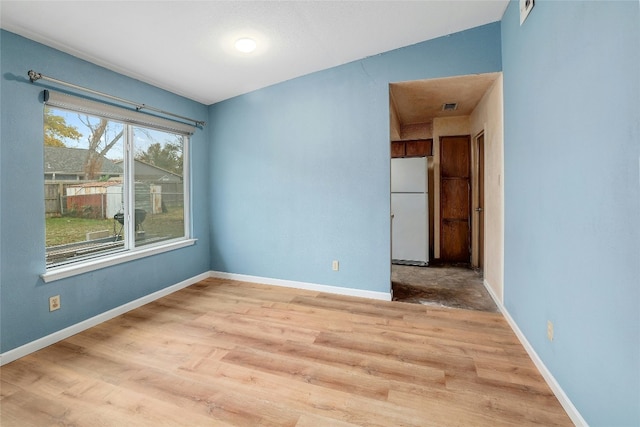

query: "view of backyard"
xmin=45 ymin=206 xmax=185 ymax=247
xmin=44 ymin=105 xmax=187 ymax=266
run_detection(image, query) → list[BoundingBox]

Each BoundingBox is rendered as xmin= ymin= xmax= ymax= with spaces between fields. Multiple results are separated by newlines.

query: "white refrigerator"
xmin=391 ymin=157 xmax=428 ymax=266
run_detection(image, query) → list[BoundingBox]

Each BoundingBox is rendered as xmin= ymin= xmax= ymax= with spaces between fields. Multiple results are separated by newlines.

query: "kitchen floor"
xmin=391 ymin=262 xmax=499 ymax=312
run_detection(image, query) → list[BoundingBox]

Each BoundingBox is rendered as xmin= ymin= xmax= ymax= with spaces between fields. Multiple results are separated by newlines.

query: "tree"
xmin=44 ymin=108 xmax=82 ymax=147
xmin=136 ymin=140 xmax=183 ymax=175
xmin=78 ymin=116 xmax=123 ymax=180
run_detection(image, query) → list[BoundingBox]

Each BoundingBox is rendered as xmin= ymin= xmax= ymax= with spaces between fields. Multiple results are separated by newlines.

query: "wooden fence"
xmin=45 ymin=181 xmax=183 ymax=218
xmin=45 ymin=181 xmax=73 ymax=216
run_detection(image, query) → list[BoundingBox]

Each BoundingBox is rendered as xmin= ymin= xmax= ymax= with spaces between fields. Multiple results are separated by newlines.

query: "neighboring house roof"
xmin=44 ymin=146 xmax=122 ymax=176
xmin=114 ymin=159 xmax=182 ymax=182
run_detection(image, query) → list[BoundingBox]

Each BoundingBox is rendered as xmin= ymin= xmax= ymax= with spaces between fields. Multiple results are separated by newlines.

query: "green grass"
xmin=46 ymin=217 xmax=115 ymax=247
xmin=139 ymin=207 xmax=185 ymax=242
xmin=46 ymin=206 xmax=185 ymax=247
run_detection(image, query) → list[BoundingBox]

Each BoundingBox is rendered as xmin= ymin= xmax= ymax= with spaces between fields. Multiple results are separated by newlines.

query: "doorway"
xmin=389 ymin=72 xmax=503 ymax=307
xmin=472 ymin=132 xmax=485 ymax=271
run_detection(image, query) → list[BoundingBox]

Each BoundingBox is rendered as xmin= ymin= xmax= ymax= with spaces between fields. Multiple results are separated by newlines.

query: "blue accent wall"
xmin=208 ymin=23 xmax=502 ymax=293
xmin=0 ymin=30 xmax=211 ymax=353
xmin=501 ymin=1 xmax=639 ymax=425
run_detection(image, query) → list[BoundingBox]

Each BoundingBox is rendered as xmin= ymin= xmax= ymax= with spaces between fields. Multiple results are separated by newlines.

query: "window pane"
xmin=44 ymin=107 xmax=125 ymax=266
xmin=132 ymin=127 xmax=185 ymax=247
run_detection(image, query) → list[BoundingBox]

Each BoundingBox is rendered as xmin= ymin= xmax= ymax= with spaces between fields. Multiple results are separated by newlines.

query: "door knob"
xmin=475 ymin=208 xmax=483 ymax=212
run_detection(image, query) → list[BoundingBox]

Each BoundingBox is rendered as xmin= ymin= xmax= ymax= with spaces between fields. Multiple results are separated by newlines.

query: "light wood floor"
xmin=1 ymin=278 xmax=573 ymax=426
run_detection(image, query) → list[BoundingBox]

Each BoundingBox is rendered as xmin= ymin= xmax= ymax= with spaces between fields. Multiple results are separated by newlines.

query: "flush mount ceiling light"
xmin=234 ymin=37 xmax=257 ymax=53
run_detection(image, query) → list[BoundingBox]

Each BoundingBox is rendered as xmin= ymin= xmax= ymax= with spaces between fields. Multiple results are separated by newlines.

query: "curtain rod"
xmin=27 ymin=70 xmax=206 ymax=128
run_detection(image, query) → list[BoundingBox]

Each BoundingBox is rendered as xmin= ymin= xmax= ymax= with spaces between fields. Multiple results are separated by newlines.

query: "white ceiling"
xmin=1 ymin=1 xmax=508 ymax=106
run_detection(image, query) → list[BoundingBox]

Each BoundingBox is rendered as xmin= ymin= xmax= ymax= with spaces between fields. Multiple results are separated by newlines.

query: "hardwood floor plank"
xmin=1 ymin=279 xmax=573 ymax=426
xmin=0 ymin=388 xmax=77 ymax=427
xmin=275 ymin=340 xmax=446 ymax=388
xmin=295 ymin=413 xmax=363 ymax=427
xmin=221 ymin=346 xmax=391 ymax=400
xmin=120 ymin=367 xmax=300 ymax=426
xmin=387 ymin=388 xmax=525 ymax=427
xmin=1 ymin=360 xmax=221 ymax=427
xmin=190 ymin=358 xmax=440 ymax=427
xmin=191 ymin=310 xmax=320 ymax=344
xmin=313 ymin=330 xmax=480 ymax=379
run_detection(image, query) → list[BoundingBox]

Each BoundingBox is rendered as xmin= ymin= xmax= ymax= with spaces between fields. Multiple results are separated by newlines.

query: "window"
xmin=43 ymin=91 xmax=193 ymax=274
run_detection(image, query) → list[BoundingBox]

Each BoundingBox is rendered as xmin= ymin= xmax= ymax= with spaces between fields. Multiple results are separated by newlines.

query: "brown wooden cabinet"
xmin=390 ymin=139 xmax=432 ymax=158
xmin=406 ymin=140 xmax=430 ymax=157
xmin=391 ymin=141 xmax=406 ymax=158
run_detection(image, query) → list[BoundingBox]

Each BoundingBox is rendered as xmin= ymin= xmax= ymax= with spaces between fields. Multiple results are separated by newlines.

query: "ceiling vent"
xmin=442 ymin=102 xmax=458 ymax=111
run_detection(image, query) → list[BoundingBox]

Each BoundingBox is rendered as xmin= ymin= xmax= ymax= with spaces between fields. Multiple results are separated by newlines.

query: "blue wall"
xmin=208 ymin=23 xmax=502 ymax=293
xmin=0 ymin=31 xmax=211 ymax=353
xmin=501 ymin=1 xmax=639 ymax=425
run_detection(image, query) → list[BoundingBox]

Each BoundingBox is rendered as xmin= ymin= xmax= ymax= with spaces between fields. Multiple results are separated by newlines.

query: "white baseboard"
xmin=483 ymin=279 xmax=588 ymax=427
xmin=209 ymin=270 xmax=392 ymax=301
xmin=0 ymin=272 xmax=210 ymax=366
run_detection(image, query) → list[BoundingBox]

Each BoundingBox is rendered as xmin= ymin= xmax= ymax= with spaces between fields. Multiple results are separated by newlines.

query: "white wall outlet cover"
xmin=520 ymin=0 xmax=534 ymax=25
xmin=49 ymin=295 xmax=61 ymax=311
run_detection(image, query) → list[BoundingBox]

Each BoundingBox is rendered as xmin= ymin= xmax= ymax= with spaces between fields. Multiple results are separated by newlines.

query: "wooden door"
xmin=440 ymin=136 xmax=471 ymax=262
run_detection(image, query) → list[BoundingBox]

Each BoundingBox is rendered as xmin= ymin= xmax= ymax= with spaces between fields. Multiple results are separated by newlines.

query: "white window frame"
xmin=41 ymin=91 xmax=196 ymax=283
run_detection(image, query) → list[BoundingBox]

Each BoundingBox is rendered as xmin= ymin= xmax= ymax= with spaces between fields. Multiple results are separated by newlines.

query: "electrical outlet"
xmin=547 ymin=320 xmax=554 ymax=342
xmin=49 ymin=295 xmax=61 ymax=312
xmin=332 ymin=260 xmax=339 ymax=271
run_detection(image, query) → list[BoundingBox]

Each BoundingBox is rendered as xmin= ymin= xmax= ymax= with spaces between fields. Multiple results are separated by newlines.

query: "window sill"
xmin=41 ymin=238 xmax=197 ymax=283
